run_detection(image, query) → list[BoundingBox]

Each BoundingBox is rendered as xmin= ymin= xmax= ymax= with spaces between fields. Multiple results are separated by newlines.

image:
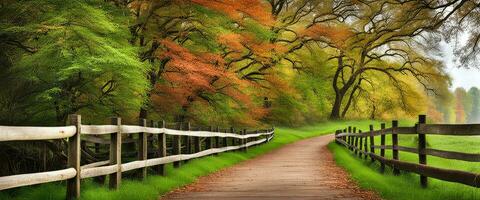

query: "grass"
xmin=0 ymin=120 xmax=376 ymax=200
xmin=329 ymin=120 xmax=480 ymax=200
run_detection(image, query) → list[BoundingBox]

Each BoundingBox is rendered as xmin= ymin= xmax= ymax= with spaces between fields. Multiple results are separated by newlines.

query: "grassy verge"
xmin=0 ymin=120 xmax=374 ymax=200
xmin=329 ymin=120 xmax=480 ymax=200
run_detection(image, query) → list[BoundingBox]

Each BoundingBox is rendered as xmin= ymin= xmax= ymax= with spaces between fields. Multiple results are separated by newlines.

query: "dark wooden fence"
xmin=0 ymin=114 xmax=275 ymax=199
xmin=335 ymin=115 xmax=480 ymax=188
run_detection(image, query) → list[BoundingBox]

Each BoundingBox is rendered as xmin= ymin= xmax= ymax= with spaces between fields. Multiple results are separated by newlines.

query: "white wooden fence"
xmin=0 ymin=114 xmax=275 ymax=199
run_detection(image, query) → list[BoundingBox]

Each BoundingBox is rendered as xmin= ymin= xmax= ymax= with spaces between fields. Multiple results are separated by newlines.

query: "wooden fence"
xmin=0 ymin=114 xmax=275 ymax=199
xmin=335 ymin=115 xmax=480 ymax=188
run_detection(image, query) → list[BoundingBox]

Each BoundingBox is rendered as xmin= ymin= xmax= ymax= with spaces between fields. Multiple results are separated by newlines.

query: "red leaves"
xmin=190 ymin=0 xmax=274 ymax=26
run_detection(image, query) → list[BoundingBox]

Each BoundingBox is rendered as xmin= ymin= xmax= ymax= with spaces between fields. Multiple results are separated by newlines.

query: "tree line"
xmin=1 ymin=0 xmax=478 ymax=126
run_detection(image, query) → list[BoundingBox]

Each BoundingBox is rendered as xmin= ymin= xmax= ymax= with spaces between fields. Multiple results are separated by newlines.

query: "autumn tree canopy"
xmin=0 ymin=0 xmax=469 ymax=126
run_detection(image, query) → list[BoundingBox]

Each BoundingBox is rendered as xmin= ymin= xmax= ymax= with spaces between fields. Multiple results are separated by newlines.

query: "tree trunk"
xmin=330 ymin=92 xmax=343 ymax=119
xmin=341 ymin=79 xmax=362 ymax=118
xmin=370 ymin=105 xmax=376 ymax=120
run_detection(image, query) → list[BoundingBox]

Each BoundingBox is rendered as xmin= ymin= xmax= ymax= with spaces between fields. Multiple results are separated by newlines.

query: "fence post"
xmin=214 ymin=126 xmax=220 ymax=155
xmin=342 ymin=128 xmax=347 ymax=142
xmin=155 ymin=120 xmax=166 ymax=175
xmin=205 ymin=126 xmax=213 ymax=150
xmin=392 ymin=120 xmax=400 ymax=175
xmin=216 ymin=126 xmax=220 ymax=147
xmin=268 ymin=129 xmax=272 ymax=142
xmin=266 ymin=129 xmax=270 ymax=142
xmin=173 ymin=122 xmax=182 ymax=168
xmin=418 ymin=115 xmax=428 ymax=187
xmin=237 ymin=129 xmax=242 ymax=150
xmin=243 ymin=129 xmax=248 ymax=152
xmin=193 ymin=123 xmax=201 ymax=154
xmin=185 ymin=122 xmax=192 ymax=163
xmin=347 ymin=126 xmax=352 ymax=150
xmin=369 ymin=125 xmax=375 ymax=162
xmin=354 ymin=127 xmax=358 ymax=155
xmin=109 ymin=117 xmax=122 ymax=189
xmin=224 ymin=129 xmax=228 ymax=147
xmin=236 ymin=129 xmax=241 ymax=150
xmin=211 ymin=126 xmax=216 ymax=149
xmin=187 ymin=124 xmax=192 ymax=154
xmin=230 ymin=127 xmax=235 ymax=148
xmin=197 ymin=127 xmax=202 ymax=150
xmin=138 ymin=118 xmax=148 ymax=179
xmin=363 ymin=131 xmax=368 ymax=159
xmin=66 ymin=114 xmax=81 ymax=200
xmin=186 ymin=122 xmax=194 ymax=154
xmin=380 ymin=123 xmax=386 ymax=173
xmin=335 ymin=130 xmax=340 ymax=144
xmin=262 ymin=129 xmax=270 ymax=143
xmin=358 ymin=130 xmax=363 ymax=157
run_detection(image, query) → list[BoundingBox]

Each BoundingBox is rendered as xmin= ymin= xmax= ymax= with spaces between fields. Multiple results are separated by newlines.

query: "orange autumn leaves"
xmin=301 ymin=24 xmax=353 ymax=48
xmin=152 ymin=40 xmax=258 ymax=112
xmin=146 ymin=0 xmax=353 ymax=124
xmin=217 ymin=33 xmax=287 ymax=63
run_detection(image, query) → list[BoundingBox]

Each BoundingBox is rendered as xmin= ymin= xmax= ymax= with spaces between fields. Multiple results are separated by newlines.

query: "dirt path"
xmin=161 ymin=134 xmax=381 ymax=200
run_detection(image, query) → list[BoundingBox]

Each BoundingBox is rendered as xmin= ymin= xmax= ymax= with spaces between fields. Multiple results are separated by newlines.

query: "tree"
xmin=222 ymin=0 xmax=354 ymax=81
xmin=126 ymin=0 xmax=275 ymax=124
xmin=151 ymin=39 xmax=262 ymax=124
xmin=322 ymin=1 xmax=450 ymax=119
xmin=0 ymin=0 xmax=150 ymax=176
xmin=0 ymin=0 xmax=148 ymax=125
xmin=418 ymin=0 xmax=480 ymax=68
xmin=467 ymin=87 xmax=480 ymax=123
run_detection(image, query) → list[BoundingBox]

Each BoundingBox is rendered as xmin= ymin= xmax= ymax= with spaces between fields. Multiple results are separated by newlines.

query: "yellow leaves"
xmin=263 ymin=74 xmax=299 ymax=98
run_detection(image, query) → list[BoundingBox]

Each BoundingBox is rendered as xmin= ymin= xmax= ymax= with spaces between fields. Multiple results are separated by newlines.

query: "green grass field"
xmin=329 ymin=120 xmax=480 ymax=200
xmin=0 ymin=120 xmax=375 ymax=200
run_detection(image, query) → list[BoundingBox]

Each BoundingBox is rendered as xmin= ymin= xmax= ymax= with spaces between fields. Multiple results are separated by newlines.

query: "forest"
xmin=1 ymin=0 xmax=480 ymax=178
xmin=2 ymin=0 xmax=480 ymax=127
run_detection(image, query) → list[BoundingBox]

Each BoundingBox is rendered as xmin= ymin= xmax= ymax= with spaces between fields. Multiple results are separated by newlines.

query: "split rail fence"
xmin=0 ymin=114 xmax=275 ymax=199
xmin=335 ymin=115 xmax=480 ymax=188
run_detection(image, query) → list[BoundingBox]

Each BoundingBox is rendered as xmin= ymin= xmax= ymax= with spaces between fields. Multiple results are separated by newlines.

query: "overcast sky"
xmin=440 ymin=41 xmax=480 ymax=90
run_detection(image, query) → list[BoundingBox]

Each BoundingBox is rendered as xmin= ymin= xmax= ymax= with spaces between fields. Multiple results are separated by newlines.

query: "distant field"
xmin=330 ymin=120 xmax=480 ymax=200
xmin=0 ymin=120 xmax=375 ymax=200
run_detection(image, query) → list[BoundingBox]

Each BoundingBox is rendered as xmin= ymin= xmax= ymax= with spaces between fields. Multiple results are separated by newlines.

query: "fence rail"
xmin=335 ymin=115 xmax=480 ymax=188
xmin=0 ymin=114 xmax=275 ymax=199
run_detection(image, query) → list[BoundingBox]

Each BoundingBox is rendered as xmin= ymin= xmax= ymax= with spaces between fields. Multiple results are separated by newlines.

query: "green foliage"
xmin=266 ymin=48 xmax=333 ymax=126
xmin=0 ymin=0 xmax=149 ymax=125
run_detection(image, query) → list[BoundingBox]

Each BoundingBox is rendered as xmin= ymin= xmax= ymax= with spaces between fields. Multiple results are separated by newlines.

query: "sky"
xmin=440 ymin=41 xmax=480 ymax=90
